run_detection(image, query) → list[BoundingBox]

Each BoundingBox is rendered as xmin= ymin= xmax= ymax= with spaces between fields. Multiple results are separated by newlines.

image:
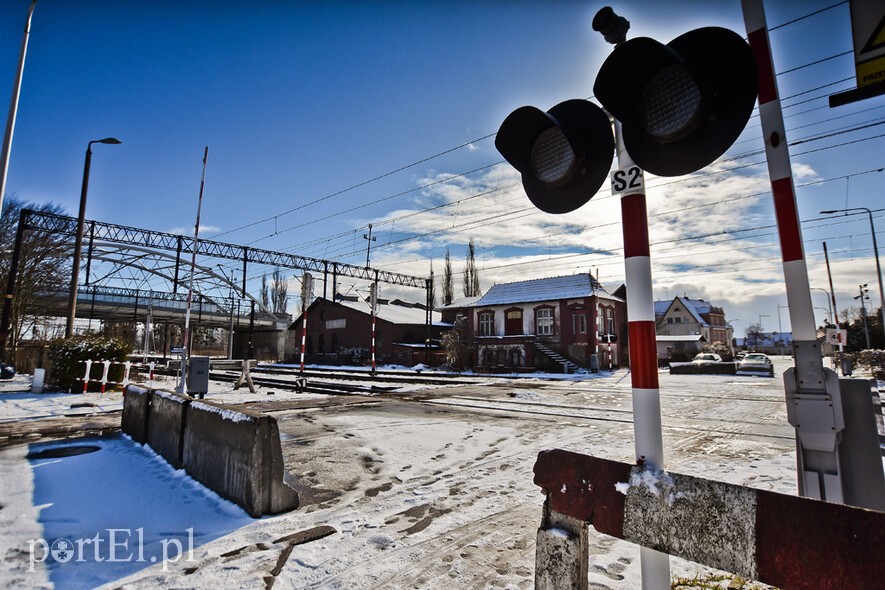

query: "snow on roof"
xmin=679 ymin=298 xmax=712 ymax=324
xmin=332 ymin=296 xmax=447 ymax=326
xmin=655 ymin=297 xmax=722 ymax=326
xmin=654 ymin=301 xmax=671 ymax=316
xmin=657 ymin=334 xmax=705 ymax=342
xmin=474 ymin=273 xmax=612 ymax=307
xmin=435 ymin=295 xmax=482 ymax=310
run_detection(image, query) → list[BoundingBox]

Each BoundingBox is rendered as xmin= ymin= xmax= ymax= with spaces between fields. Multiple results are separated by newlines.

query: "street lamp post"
xmin=776 ymin=305 xmax=789 ymax=356
xmin=65 ymin=137 xmax=121 ymax=338
xmin=811 ymin=287 xmax=833 ymax=326
xmin=814 ymin=307 xmax=831 ymax=324
xmin=855 ymin=284 xmax=871 ymax=349
xmin=821 ymin=208 xmax=884 ymax=339
xmin=757 ymin=313 xmax=769 ymax=352
xmin=726 ymin=318 xmax=739 ymax=353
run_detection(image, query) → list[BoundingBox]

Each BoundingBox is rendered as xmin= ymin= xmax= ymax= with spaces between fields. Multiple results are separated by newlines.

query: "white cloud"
xmin=367 ymin=158 xmax=834 ymax=321
xmin=166 ymin=225 xmax=221 ymax=236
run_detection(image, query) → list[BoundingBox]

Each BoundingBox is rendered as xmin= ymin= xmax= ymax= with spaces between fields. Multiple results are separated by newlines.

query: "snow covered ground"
xmin=0 ymin=358 xmax=871 ymax=589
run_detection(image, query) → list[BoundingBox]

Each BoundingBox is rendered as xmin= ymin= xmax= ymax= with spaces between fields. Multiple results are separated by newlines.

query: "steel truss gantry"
xmin=0 ymin=209 xmax=433 ymax=360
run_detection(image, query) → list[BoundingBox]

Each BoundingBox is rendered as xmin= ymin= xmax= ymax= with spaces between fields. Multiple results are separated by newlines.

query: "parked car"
xmin=692 ymin=353 xmax=722 ymax=365
xmin=738 ymin=352 xmax=774 ymax=376
xmin=739 ymin=353 xmax=772 ymax=367
xmin=735 ymin=351 xmax=748 ymax=361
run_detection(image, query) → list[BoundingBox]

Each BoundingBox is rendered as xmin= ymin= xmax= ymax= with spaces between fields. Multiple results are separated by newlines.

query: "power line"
xmin=768 ymin=1 xmax=847 ymax=32
xmin=206 ymin=134 xmax=497 ymax=240
xmin=213 ymin=36 xmax=857 ymax=246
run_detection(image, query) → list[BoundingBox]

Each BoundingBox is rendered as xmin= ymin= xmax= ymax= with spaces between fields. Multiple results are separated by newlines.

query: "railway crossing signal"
xmin=494 ymin=99 xmax=614 ymax=214
xmin=592 ymin=25 xmax=757 ymax=177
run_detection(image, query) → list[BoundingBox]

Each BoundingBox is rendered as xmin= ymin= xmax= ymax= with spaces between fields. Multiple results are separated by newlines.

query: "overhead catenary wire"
xmin=297 ymin=122 xmax=885 ymax=265
xmin=209 ymin=8 xmax=861 ymax=250
xmin=284 ymin=97 xmax=878 ymax=264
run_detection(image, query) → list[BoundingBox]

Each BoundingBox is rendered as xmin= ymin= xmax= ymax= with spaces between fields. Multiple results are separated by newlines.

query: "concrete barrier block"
xmin=146 ymin=390 xmax=191 ymax=469
xmin=535 ymin=507 xmax=588 ymax=590
xmin=183 ymin=400 xmax=298 ymax=517
xmin=122 ymin=385 xmax=152 ymax=443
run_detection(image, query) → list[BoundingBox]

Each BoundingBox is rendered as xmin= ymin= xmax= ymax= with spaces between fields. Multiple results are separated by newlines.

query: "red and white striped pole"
xmin=370 ymin=280 xmax=378 ymax=375
xmin=299 ymin=309 xmax=308 ymax=375
xmin=82 ymin=359 xmax=92 ymax=393
xmin=100 ymin=359 xmax=111 ymax=394
xmin=371 ymin=313 xmax=376 ymax=374
xmin=615 ymin=118 xmax=670 ymax=588
xmin=300 ymin=273 xmax=313 ymax=375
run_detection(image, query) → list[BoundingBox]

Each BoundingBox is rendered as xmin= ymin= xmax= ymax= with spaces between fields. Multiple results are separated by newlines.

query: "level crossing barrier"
xmin=532 ymin=449 xmax=884 ymax=589
xmin=78 ymin=359 xmax=155 ymax=393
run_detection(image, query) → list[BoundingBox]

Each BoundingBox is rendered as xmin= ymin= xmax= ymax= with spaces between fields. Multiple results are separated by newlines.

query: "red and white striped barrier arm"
xmin=742 ymin=0 xmax=817 ymax=345
xmin=534 ymin=449 xmax=884 ymax=589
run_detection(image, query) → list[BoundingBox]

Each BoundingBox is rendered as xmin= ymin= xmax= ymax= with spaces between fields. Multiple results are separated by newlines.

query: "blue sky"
xmin=1 ymin=0 xmax=883 ymax=334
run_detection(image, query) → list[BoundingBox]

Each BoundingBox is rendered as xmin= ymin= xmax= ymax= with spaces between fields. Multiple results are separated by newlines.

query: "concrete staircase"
xmin=533 ymin=341 xmax=581 ymax=374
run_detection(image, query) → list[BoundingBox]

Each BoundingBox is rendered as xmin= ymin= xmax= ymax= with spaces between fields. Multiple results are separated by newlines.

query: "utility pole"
xmin=363 ymin=223 xmax=376 ymax=268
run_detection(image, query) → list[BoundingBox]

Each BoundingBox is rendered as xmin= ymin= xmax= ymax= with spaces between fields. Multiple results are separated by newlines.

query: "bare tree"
xmin=1 ymin=196 xmax=71 ymax=354
xmin=429 ymin=260 xmax=436 ymax=309
xmin=745 ymin=322 xmax=763 ymax=352
xmin=260 ymin=273 xmax=270 ymax=308
xmin=271 ymin=268 xmax=288 ymax=314
xmin=462 ymin=239 xmax=480 ymax=298
xmin=443 ymin=248 xmax=454 ymax=305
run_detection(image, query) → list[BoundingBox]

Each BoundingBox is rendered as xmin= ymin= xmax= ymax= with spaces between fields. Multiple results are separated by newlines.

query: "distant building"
xmin=654 ymin=296 xmax=734 ymax=360
xmin=736 ymin=331 xmax=793 ymax=354
xmin=288 ymin=295 xmax=449 ymax=366
xmin=441 ymin=273 xmax=625 ymax=372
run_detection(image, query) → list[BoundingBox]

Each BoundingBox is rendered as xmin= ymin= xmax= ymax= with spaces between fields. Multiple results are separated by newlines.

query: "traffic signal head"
xmin=594 ymin=27 xmax=757 ymax=177
xmin=495 ymin=99 xmax=614 ymax=214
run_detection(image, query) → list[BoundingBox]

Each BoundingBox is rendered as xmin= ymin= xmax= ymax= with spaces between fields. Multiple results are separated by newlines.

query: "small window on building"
xmin=675 ymin=316 xmax=682 ymax=323
xmin=577 ymin=313 xmax=587 ymax=334
xmin=667 ymin=317 xmax=673 ymax=324
xmin=479 ymin=311 xmax=494 ymax=336
xmin=606 ymin=308 xmax=614 ymax=335
xmin=536 ymin=308 xmax=554 ymax=336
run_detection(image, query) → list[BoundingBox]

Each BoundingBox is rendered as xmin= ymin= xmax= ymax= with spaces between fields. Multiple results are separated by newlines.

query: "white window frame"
xmin=536 ymin=308 xmax=554 ymax=336
xmin=478 ymin=311 xmax=494 ymax=336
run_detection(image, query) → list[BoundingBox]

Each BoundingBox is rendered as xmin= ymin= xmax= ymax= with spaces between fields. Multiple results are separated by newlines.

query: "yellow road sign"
xmin=851 ymin=0 xmax=885 ymax=88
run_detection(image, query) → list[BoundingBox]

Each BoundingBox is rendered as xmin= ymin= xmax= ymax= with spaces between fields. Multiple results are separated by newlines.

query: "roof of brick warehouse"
xmin=331 ymin=296 xmax=449 ymax=327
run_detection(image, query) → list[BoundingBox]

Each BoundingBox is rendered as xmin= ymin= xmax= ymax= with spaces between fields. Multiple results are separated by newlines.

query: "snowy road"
xmin=0 ymin=359 xmax=807 ymax=589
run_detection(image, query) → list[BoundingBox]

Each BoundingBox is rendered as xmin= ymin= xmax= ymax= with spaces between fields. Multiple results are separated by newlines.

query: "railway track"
xmin=207 ymin=370 xmax=397 ymax=396
xmin=252 ymin=365 xmax=480 ymax=387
